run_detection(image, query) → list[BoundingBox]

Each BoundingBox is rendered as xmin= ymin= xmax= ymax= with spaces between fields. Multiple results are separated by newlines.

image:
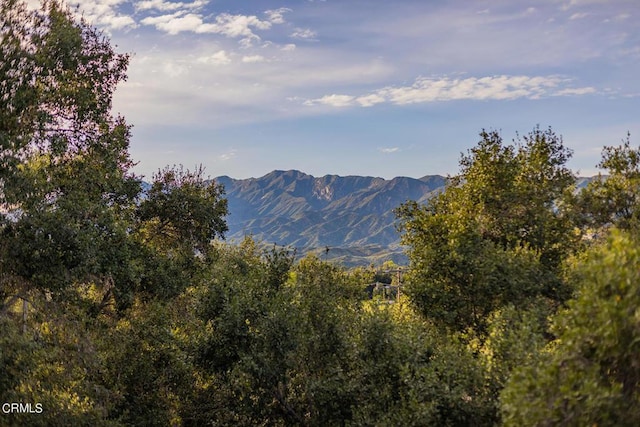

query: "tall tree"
xmin=1 ymin=0 xmax=138 ymax=302
xmin=0 ymin=1 xmax=229 ymax=309
xmin=137 ymin=165 xmax=228 ymax=256
xmin=397 ymin=127 xmax=577 ymax=333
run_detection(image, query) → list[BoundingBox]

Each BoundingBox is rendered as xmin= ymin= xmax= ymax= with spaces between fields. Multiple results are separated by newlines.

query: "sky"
xmin=37 ymin=0 xmax=640 ymax=179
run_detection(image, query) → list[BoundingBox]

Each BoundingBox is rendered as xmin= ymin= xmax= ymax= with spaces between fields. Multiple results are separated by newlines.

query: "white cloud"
xmin=242 ymin=55 xmax=266 ymax=63
xmin=197 ymin=50 xmax=231 ymax=65
xmin=356 ymin=93 xmax=386 ymax=107
xmin=135 ymin=0 xmax=206 ymax=12
xmin=142 ymin=13 xmax=203 ymax=35
xmin=163 ymin=61 xmax=189 ymax=77
xmin=68 ymin=0 xmax=136 ymax=31
xmin=564 ymin=0 xmax=611 ymax=8
xmin=141 ymin=10 xmax=274 ymax=45
xmin=114 ymin=40 xmax=397 ymax=131
xmin=103 ymin=14 xmax=136 ymax=30
xmin=291 ymin=28 xmax=317 ymax=40
xmin=381 ymin=75 xmax=559 ymax=103
xmin=219 ymin=149 xmax=237 ymax=161
xmin=24 ymin=0 xmax=41 ymax=9
xmin=281 ymin=43 xmax=297 ymax=51
xmin=303 ymin=75 xmax=597 ymax=108
xmin=554 ymin=87 xmax=596 ymax=95
xmin=265 ymin=8 xmax=292 ymax=24
xmin=200 ymin=13 xmax=272 ymax=37
xmin=614 ymin=13 xmax=631 ymax=21
xmin=379 ymin=147 xmax=399 ymax=153
xmin=303 ymin=94 xmax=355 ymax=107
xmin=569 ymin=12 xmax=589 ymax=20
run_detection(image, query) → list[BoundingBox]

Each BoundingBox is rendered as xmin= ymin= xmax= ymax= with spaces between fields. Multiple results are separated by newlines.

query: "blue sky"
xmin=48 ymin=0 xmax=640 ymax=179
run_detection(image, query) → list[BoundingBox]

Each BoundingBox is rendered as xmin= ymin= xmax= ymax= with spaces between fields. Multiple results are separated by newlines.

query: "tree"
xmin=132 ymin=165 xmax=228 ymax=301
xmin=350 ymin=304 xmax=498 ymax=426
xmin=397 ymin=127 xmax=577 ymax=333
xmin=501 ymin=230 xmax=640 ymax=426
xmin=137 ymin=165 xmax=228 ymax=256
xmin=193 ymin=247 xmax=361 ymax=426
xmin=577 ymin=133 xmax=640 ymax=230
xmin=1 ymin=0 xmax=139 ymax=304
xmin=102 ymin=301 xmax=195 ymax=426
xmin=0 ymin=0 xmax=229 ymax=310
xmin=0 ymin=3 xmax=231 ymax=424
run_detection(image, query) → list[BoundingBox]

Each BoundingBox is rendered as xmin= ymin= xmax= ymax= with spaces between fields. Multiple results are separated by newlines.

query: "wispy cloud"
xmin=291 ymin=27 xmax=317 ymax=40
xmin=141 ymin=13 xmax=202 ymax=35
xmin=135 ymin=0 xmax=207 ymax=12
xmin=304 ymin=75 xmax=597 ymax=107
xmin=265 ymin=8 xmax=292 ymax=24
xmin=242 ymin=55 xmax=266 ymax=63
xmin=163 ymin=61 xmax=189 ymax=77
xmin=303 ymin=94 xmax=355 ymax=107
xmin=78 ymin=0 xmax=636 ymax=180
xmin=379 ymin=147 xmax=400 ymax=153
xmin=356 ymin=94 xmax=386 ymax=107
xmin=219 ymin=149 xmax=237 ymax=161
xmin=569 ymin=12 xmax=589 ymax=20
xmin=554 ymin=87 xmax=597 ymax=96
xmin=68 ymin=0 xmax=136 ymax=30
xmin=140 ymin=10 xmax=279 ymax=46
xmin=197 ymin=50 xmax=232 ymax=65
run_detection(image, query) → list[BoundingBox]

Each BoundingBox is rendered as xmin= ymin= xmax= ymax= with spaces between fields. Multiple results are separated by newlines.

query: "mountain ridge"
xmin=214 ymin=170 xmax=448 ymax=266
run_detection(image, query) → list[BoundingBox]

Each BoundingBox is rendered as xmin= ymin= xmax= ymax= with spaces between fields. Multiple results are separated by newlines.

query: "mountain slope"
xmin=215 ymin=170 xmax=447 ymax=266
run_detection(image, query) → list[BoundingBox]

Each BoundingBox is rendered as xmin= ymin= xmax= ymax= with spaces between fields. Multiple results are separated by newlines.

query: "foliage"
xmin=478 ymin=302 xmax=551 ymax=397
xmin=577 ymin=133 xmax=640 ymax=230
xmin=4 ymin=2 xmax=640 ymax=426
xmin=501 ymin=230 xmax=640 ymax=426
xmin=1 ymin=0 xmax=138 ymax=305
xmin=0 ymin=290 xmax=121 ymax=426
xmin=397 ymin=127 xmax=577 ymax=333
xmin=0 ymin=2 xmax=226 ymax=425
xmin=102 ymin=301 xmax=195 ymax=426
xmin=137 ymin=165 xmax=228 ymax=255
xmin=351 ymin=306 xmax=498 ymax=426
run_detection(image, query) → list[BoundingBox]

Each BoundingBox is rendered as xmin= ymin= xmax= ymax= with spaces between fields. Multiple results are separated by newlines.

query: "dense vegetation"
xmin=2 ymin=1 xmax=639 ymax=425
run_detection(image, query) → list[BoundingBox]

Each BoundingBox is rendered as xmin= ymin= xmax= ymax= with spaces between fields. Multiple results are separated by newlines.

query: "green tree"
xmin=479 ymin=302 xmax=551 ymax=400
xmin=501 ymin=230 xmax=640 ymax=426
xmin=137 ymin=165 xmax=228 ymax=255
xmin=102 ymin=301 xmax=195 ymax=426
xmin=577 ymin=133 xmax=640 ymax=231
xmin=397 ymin=127 xmax=577 ymax=333
xmin=191 ymin=239 xmax=300 ymax=425
xmin=1 ymin=3 xmax=229 ymax=425
xmin=0 ymin=0 xmax=139 ymax=305
xmin=350 ymin=305 xmax=498 ymax=427
xmin=133 ymin=165 xmax=228 ymax=301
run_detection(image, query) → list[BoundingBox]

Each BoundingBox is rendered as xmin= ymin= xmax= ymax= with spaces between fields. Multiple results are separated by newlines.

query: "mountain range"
xmin=214 ymin=170 xmax=447 ymax=266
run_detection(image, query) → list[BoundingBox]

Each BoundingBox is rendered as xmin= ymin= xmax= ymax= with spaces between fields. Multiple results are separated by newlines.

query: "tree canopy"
xmin=396 ymin=127 xmax=577 ymax=333
xmin=501 ymin=230 xmax=640 ymax=426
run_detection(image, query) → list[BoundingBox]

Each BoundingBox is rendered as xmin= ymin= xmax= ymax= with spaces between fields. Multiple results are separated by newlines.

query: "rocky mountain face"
xmin=214 ymin=170 xmax=447 ymax=266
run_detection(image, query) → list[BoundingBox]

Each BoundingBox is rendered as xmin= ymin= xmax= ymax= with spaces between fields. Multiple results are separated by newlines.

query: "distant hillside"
xmin=214 ymin=170 xmax=447 ymax=266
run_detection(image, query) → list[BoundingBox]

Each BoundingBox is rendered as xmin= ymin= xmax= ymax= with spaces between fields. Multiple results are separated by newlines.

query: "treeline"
xmin=396 ymin=126 xmax=640 ymax=426
xmin=2 ymin=1 xmax=640 ymax=425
